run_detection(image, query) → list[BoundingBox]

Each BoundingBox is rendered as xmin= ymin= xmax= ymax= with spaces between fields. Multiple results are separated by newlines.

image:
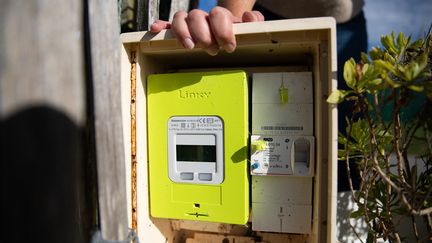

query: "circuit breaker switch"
xmin=291 ymin=137 xmax=315 ymax=176
xmin=251 ymin=139 xmax=267 ymax=153
xmin=279 ymin=82 xmax=289 ymax=104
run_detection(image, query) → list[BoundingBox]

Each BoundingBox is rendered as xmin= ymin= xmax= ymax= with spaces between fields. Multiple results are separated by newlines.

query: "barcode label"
xmin=261 ymin=126 xmax=303 ymax=131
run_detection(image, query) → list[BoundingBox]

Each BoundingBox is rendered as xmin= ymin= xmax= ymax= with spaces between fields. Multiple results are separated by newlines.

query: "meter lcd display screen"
xmin=176 ymin=145 xmax=216 ymax=162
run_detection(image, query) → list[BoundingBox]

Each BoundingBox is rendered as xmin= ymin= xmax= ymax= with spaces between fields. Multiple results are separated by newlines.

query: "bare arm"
xmin=218 ymin=0 xmax=256 ymax=18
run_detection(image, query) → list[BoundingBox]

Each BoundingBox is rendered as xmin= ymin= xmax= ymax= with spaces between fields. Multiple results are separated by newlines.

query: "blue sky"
xmin=198 ymin=0 xmax=432 ymax=50
xmin=198 ymin=0 xmax=217 ymax=12
xmin=364 ymin=0 xmax=432 ymax=49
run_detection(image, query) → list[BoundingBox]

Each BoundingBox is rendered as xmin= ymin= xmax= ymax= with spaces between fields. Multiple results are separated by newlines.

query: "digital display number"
xmin=176 ymin=145 xmax=216 ymax=162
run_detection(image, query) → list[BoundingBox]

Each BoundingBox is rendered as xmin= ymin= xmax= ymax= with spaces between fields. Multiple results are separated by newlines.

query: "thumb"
xmin=150 ymin=20 xmax=172 ymax=33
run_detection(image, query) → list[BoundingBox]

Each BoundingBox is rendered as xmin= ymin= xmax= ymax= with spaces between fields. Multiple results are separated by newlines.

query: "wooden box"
xmin=120 ymin=17 xmax=338 ymax=243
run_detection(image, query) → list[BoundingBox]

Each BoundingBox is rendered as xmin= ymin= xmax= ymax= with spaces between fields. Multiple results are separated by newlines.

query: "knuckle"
xmin=171 ymin=25 xmax=186 ymax=38
xmin=173 ymin=10 xmax=187 ymax=19
xmin=213 ymin=30 xmax=231 ymax=43
xmin=219 ymin=33 xmax=233 ymax=43
xmin=255 ymin=11 xmax=265 ymax=21
xmin=209 ymin=6 xmax=226 ymax=17
xmin=196 ymin=36 xmax=213 ymax=48
xmin=188 ymin=9 xmax=206 ymax=20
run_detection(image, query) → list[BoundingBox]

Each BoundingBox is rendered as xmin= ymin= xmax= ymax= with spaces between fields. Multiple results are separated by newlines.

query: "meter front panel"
xmin=168 ymin=116 xmax=224 ymax=184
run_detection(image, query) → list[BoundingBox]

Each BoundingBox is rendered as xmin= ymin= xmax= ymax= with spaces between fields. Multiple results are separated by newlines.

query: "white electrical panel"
xmin=251 ymin=72 xmax=315 ymax=234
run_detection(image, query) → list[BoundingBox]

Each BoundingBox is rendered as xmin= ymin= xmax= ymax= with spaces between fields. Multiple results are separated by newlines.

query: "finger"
xmin=171 ymin=11 xmax=195 ymax=49
xmin=252 ymin=11 xmax=265 ymax=21
xmin=150 ymin=20 xmax=171 ymax=32
xmin=187 ymin=9 xmax=219 ymax=56
xmin=209 ymin=6 xmax=237 ymax=53
xmin=242 ymin=10 xmax=265 ymax=23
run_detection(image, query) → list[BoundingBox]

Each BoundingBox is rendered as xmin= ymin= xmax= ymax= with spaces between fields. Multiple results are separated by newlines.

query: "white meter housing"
xmin=167 ymin=116 xmax=224 ymax=184
xmin=251 ymin=72 xmax=315 ymax=234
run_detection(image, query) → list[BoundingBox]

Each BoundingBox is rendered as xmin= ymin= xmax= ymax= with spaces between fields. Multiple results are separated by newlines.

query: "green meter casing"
xmin=147 ymin=71 xmax=249 ymax=224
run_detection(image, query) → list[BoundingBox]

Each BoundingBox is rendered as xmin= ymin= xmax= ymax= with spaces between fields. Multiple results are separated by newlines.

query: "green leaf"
xmin=417 ymin=52 xmax=428 ymax=70
xmin=370 ymin=78 xmax=383 ymax=85
xmin=350 ymin=209 xmax=364 ymax=219
xmin=408 ymin=85 xmax=424 ymax=92
xmin=366 ymin=231 xmax=374 ymax=243
xmin=402 ymin=62 xmax=421 ymax=81
xmin=361 ymin=52 xmax=370 ymax=63
xmin=396 ymin=32 xmax=409 ymax=55
xmin=345 ymin=96 xmax=359 ymax=101
xmin=344 ymin=58 xmax=357 ymax=89
xmin=383 ymin=52 xmax=396 ymax=64
xmin=409 ymin=39 xmax=424 ymax=49
xmin=327 ymin=90 xmax=348 ymax=104
xmin=369 ymin=47 xmax=383 ymax=60
xmin=374 ymin=59 xmax=395 ymax=74
xmin=350 ymin=119 xmax=369 ymax=145
xmin=366 ymin=78 xmax=386 ymax=94
xmin=406 ymin=35 xmax=412 ymax=47
xmin=383 ymin=75 xmax=400 ymax=88
xmin=381 ymin=34 xmax=398 ymax=55
xmin=362 ymin=63 xmax=370 ymax=75
xmin=397 ymin=32 xmax=405 ymax=49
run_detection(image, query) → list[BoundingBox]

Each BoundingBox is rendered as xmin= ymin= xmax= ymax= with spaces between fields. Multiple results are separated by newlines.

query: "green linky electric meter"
xmin=147 ymin=71 xmax=249 ymax=224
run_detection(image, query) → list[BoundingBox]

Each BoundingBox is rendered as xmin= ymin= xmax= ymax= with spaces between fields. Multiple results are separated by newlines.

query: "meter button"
xmin=180 ymin=172 xmax=194 ymax=180
xmin=199 ymin=173 xmax=212 ymax=181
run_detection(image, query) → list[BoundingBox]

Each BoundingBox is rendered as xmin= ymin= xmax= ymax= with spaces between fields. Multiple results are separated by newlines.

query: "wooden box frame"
xmin=120 ymin=17 xmax=338 ymax=243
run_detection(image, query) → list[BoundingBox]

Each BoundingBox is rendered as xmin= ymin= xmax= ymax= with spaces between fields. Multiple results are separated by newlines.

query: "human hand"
xmin=150 ymin=6 xmax=264 ymax=56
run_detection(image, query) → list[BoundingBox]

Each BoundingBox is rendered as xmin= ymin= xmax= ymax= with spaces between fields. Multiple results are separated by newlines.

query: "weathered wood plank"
xmin=121 ymin=0 xmax=137 ymax=32
xmin=187 ymin=233 xmax=256 ymax=243
xmin=0 ymin=1 xmax=85 ymax=123
xmin=136 ymin=0 xmax=160 ymax=31
xmin=0 ymin=1 xmax=93 ymax=242
xmin=134 ymin=0 xmax=195 ymax=31
xmin=168 ymin=0 xmax=191 ymax=21
xmin=87 ymin=0 xmax=129 ymax=241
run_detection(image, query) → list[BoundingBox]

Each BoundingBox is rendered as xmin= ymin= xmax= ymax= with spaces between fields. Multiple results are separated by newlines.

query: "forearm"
xmin=218 ymin=0 xmax=256 ymax=18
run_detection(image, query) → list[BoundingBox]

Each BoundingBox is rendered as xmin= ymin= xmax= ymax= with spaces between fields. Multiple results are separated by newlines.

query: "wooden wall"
xmin=1 ymin=0 xmax=127 ymax=242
